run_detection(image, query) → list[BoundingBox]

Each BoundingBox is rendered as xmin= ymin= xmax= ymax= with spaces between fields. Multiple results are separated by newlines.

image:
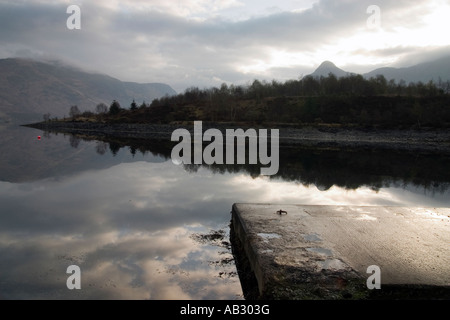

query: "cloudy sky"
xmin=1 ymin=0 xmax=450 ymax=92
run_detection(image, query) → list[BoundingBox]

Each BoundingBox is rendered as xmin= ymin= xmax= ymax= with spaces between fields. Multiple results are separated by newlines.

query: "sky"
xmin=1 ymin=0 xmax=450 ymax=93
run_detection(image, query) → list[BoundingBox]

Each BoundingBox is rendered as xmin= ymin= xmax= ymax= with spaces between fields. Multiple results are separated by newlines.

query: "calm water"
xmin=1 ymin=125 xmax=450 ymax=299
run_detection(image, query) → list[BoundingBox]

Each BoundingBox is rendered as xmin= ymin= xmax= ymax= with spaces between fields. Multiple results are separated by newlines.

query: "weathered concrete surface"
xmin=231 ymin=204 xmax=450 ymax=299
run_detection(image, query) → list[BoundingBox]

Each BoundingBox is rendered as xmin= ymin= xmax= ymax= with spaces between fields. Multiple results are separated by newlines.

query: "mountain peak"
xmin=310 ymin=61 xmax=350 ymax=78
xmin=318 ymin=61 xmax=337 ymax=68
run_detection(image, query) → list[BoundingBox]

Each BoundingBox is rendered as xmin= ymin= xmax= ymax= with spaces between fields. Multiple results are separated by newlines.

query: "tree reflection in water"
xmin=62 ymin=133 xmax=450 ymax=194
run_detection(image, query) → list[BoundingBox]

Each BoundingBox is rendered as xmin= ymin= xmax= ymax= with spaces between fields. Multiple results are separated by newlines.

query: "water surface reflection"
xmin=1 ymin=126 xmax=449 ymax=299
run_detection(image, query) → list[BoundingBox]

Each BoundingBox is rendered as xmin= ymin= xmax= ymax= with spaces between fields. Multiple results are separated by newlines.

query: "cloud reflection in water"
xmin=1 ymin=150 xmax=450 ymax=299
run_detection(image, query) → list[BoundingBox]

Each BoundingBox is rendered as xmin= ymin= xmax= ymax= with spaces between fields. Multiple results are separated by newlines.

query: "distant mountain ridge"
xmin=364 ymin=55 xmax=450 ymax=84
xmin=0 ymin=58 xmax=176 ymax=123
xmin=309 ymin=56 xmax=450 ymax=84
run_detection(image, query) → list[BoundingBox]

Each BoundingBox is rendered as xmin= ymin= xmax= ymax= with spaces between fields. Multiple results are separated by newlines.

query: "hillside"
xmin=309 ymin=56 xmax=450 ymax=84
xmin=364 ymin=55 xmax=450 ymax=84
xmin=0 ymin=58 xmax=176 ymax=124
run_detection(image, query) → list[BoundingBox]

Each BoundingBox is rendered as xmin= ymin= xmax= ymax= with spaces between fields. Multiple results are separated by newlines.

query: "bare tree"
xmin=95 ymin=141 xmax=107 ymax=155
xmin=96 ymin=103 xmax=108 ymax=114
xmin=69 ymin=105 xmax=81 ymax=119
xmin=69 ymin=135 xmax=80 ymax=148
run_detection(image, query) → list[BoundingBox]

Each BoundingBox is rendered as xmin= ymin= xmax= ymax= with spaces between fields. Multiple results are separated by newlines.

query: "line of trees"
xmin=65 ymin=131 xmax=450 ymax=193
xmin=145 ymin=74 xmax=450 ymax=127
xmin=151 ymin=74 xmax=450 ymax=108
xmin=58 ymin=73 xmax=450 ymax=128
xmin=65 ymin=99 xmax=146 ymax=119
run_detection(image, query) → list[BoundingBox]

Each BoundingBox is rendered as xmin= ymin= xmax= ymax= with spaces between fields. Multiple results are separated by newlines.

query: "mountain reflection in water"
xmin=0 ymin=126 xmax=449 ymax=299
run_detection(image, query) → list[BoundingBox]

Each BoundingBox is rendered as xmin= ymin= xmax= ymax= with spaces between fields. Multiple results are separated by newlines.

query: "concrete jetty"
xmin=230 ymin=204 xmax=450 ymax=299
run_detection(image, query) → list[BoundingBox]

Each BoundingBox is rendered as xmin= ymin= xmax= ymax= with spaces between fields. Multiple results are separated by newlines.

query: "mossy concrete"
xmin=230 ymin=204 xmax=450 ymax=299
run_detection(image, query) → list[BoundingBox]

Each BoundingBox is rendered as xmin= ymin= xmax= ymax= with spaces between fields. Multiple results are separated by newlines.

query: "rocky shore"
xmin=23 ymin=121 xmax=450 ymax=153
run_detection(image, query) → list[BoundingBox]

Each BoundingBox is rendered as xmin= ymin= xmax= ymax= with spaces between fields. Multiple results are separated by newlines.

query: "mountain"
xmin=363 ymin=55 xmax=450 ymax=84
xmin=309 ymin=56 xmax=450 ymax=84
xmin=309 ymin=61 xmax=352 ymax=78
xmin=0 ymin=58 xmax=177 ymax=124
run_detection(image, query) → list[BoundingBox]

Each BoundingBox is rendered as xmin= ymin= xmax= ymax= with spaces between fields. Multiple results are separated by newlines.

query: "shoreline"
xmin=23 ymin=121 xmax=450 ymax=153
